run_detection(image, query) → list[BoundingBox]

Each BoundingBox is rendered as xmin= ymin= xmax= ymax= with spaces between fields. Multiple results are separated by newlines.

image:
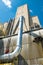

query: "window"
xmin=35 ymin=25 xmax=40 ymax=28
xmin=31 ymin=27 xmax=34 ymax=30
xmin=34 ymin=23 xmax=40 ymax=28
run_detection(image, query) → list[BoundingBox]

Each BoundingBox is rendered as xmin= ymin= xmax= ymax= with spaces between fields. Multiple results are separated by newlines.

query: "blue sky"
xmin=0 ymin=0 xmax=43 ymax=27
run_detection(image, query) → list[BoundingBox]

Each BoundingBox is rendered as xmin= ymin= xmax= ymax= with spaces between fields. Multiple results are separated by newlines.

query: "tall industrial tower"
xmin=0 ymin=4 xmax=43 ymax=65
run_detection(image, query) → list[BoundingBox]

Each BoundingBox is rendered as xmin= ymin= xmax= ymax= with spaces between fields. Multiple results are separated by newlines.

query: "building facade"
xmin=0 ymin=4 xmax=43 ymax=65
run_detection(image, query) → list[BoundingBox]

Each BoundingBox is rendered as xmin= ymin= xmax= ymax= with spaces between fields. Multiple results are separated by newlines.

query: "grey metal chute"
xmin=0 ymin=16 xmax=24 ymax=61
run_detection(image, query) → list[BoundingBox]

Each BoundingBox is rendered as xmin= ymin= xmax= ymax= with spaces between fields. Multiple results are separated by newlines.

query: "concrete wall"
xmin=3 ymin=22 xmax=8 ymax=35
xmin=12 ymin=4 xmax=30 ymax=34
xmin=3 ymin=30 xmax=43 ymax=65
xmin=29 ymin=16 xmax=41 ymax=31
xmin=31 ymin=16 xmax=41 ymax=26
xmin=6 ymin=32 xmax=43 ymax=65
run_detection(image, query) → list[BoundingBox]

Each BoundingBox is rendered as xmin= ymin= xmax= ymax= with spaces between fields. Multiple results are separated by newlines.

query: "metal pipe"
xmin=0 ymin=16 xmax=24 ymax=61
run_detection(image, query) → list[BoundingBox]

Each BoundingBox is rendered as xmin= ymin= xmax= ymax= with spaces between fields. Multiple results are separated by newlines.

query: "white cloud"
xmin=29 ymin=9 xmax=33 ymax=13
xmin=2 ymin=0 xmax=12 ymax=8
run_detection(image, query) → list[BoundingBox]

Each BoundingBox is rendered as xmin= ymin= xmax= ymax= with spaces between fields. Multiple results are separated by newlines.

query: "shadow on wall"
xmin=33 ymin=36 xmax=43 ymax=48
xmin=0 ymin=39 xmax=4 ymax=55
xmin=18 ymin=54 xmax=28 ymax=65
xmin=41 ymin=40 xmax=43 ymax=48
